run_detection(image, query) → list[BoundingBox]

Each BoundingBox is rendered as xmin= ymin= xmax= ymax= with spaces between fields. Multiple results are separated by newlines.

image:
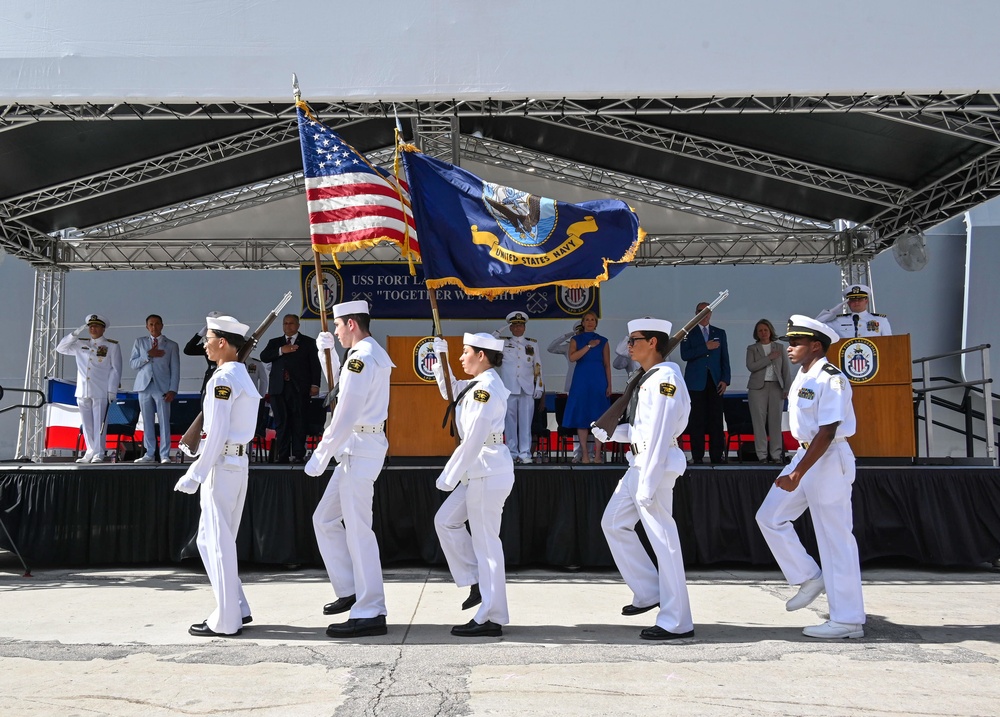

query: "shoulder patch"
xmin=659 ymin=382 xmax=676 ymax=397
xmin=214 ymin=386 xmax=232 ymax=400
xmin=347 ymin=358 xmax=365 ymax=373
xmin=822 ymin=363 xmax=842 ymax=376
xmin=473 ymin=389 xmax=490 ymax=403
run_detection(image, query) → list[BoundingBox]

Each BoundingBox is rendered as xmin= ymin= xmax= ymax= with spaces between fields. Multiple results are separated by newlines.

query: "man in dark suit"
xmin=260 ymin=314 xmax=321 ymax=463
xmin=680 ymin=301 xmax=731 ymax=464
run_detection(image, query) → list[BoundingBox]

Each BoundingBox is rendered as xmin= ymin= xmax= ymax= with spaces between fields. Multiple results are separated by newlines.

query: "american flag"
xmin=297 ymin=106 xmax=419 ymax=259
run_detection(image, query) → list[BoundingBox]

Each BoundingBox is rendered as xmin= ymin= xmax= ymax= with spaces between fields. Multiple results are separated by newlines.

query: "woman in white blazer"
xmin=745 ymin=319 xmax=792 ymax=462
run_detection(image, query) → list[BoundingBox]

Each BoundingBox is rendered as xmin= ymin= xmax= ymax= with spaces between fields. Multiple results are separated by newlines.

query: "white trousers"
xmin=756 ymin=442 xmax=866 ymax=624
xmin=139 ymin=390 xmax=172 ymax=461
xmin=748 ymin=382 xmax=784 ymax=460
xmin=78 ymin=395 xmax=109 ymax=458
xmin=601 ymin=466 xmax=693 ymax=633
xmin=313 ymin=453 xmax=387 ymax=618
xmin=434 ymin=471 xmax=515 ymax=625
xmin=504 ymin=393 xmax=534 ymax=460
xmin=196 ymin=460 xmax=251 ymax=634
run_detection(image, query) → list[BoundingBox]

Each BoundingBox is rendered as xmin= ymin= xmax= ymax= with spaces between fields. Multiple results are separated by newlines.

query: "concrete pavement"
xmin=1 ymin=556 xmax=998 ymax=716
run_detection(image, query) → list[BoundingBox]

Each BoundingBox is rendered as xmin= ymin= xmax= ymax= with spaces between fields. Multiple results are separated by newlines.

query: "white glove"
xmin=108 ymin=392 xmax=117 ymax=404
xmin=590 ymin=423 xmax=609 ymax=443
xmin=316 ymin=331 xmax=337 ymax=351
xmin=73 ymin=324 xmax=88 ymax=337
xmin=635 ymin=490 xmax=654 ymax=509
xmin=174 ymin=475 xmax=199 ymax=494
xmin=304 ymin=452 xmax=329 ymax=477
xmin=197 ymin=326 xmax=207 ymax=338
xmin=491 ymin=329 xmax=503 ymax=339
xmin=533 ymin=388 xmax=544 ymax=400
xmin=433 ymin=338 xmax=449 ymax=355
xmin=435 ymin=475 xmax=456 ymax=492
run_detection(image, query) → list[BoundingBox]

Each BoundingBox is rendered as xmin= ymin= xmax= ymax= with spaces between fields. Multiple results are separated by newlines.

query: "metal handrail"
xmin=912 ymin=346 xmax=996 ymax=464
xmin=0 ymin=386 xmax=46 ymax=415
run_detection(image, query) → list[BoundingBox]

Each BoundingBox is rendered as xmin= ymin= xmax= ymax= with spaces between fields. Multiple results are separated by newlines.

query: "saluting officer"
xmin=594 ymin=317 xmax=695 ymax=641
xmin=174 ymin=315 xmax=261 ymax=637
xmin=756 ymin=315 xmax=866 ymax=639
xmin=306 ymin=300 xmax=394 ymax=639
xmin=816 ymin=284 xmax=892 ymax=339
xmin=431 ymin=333 xmax=514 ymax=638
xmin=494 ymin=310 xmax=543 ymax=463
xmin=56 ymin=313 xmax=123 ymax=463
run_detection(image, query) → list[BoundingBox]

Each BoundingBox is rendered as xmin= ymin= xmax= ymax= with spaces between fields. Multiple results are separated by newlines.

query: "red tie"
xmin=152 ymin=337 xmax=158 ymax=350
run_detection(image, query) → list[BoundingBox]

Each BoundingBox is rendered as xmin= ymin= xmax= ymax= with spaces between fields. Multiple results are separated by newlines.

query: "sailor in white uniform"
xmin=306 ymin=300 xmax=394 ymax=639
xmin=56 ymin=313 xmax=123 ymax=463
xmin=174 ymin=315 xmax=260 ymax=637
xmin=816 ymin=284 xmax=892 ymax=339
xmin=494 ymin=311 xmax=544 ymax=463
xmin=593 ymin=317 xmax=695 ymax=641
xmin=756 ymin=315 xmax=866 ymax=639
xmin=432 ymin=332 xmax=515 ymax=637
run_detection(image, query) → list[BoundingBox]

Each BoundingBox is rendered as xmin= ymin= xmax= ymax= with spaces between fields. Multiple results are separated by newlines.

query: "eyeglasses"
xmin=204 ymin=334 xmax=222 ymax=343
xmin=626 ymin=336 xmax=651 ymax=346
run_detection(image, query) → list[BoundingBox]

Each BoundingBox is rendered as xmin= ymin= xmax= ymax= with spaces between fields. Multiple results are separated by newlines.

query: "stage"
xmin=2 ymin=462 xmax=1000 ymax=569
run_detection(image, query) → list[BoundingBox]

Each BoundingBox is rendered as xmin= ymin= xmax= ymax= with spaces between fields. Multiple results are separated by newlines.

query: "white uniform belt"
xmin=630 ymin=438 xmax=678 ymax=456
xmin=484 ymin=432 xmax=504 ymax=446
xmin=798 ymin=437 xmax=848 ymax=450
xmin=221 ymin=443 xmax=247 ymax=456
xmin=353 ymin=424 xmax=384 ymax=434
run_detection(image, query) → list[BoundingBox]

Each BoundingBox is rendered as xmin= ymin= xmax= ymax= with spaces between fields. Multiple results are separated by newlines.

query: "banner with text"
xmin=299 ymin=263 xmax=599 ymax=321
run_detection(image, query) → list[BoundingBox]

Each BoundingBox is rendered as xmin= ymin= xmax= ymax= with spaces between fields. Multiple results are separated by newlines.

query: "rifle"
xmin=592 ymin=290 xmax=729 ymax=436
xmin=179 ymin=292 xmax=293 ymax=457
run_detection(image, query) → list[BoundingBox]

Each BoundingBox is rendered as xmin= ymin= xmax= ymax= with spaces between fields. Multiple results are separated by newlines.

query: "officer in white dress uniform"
xmin=431 ymin=332 xmax=514 ymax=637
xmin=494 ymin=311 xmax=543 ymax=463
xmin=174 ymin=315 xmax=261 ymax=637
xmin=56 ymin=313 xmax=123 ymax=463
xmin=816 ymin=284 xmax=892 ymax=339
xmin=130 ymin=314 xmax=181 ymax=463
xmin=755 ymin=315 xmax=866 ymax=639
xmin=593 ymin=317 xmax=695 ymax=641
xmin=306 ymin=300 xmax=394 ymax=639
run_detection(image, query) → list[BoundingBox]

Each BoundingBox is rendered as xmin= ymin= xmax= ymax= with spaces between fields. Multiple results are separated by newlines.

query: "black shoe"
xmin=689 ymin=457 xmax=707 ymax=465
xmin=639 ymin=625 xmax=694 ymax=641
xmin=289 ymin=456 xmax=304 ymax=464
xmin=451 ymin=619 xmax=503 ymax=637
xmin=188 ymin=621 xmax=242 ymax=637
xmin=326 ymin=615 xmax=387 ymax=638
xmin=242 ymin=615 xmax=253 ymax=625
xmin=323 ymin=594 xmax=357 ymax=615
xmin=462 ymin=584 xmax=482 ymax=610
xmin=622 ymin=602 xmax=659 ymax=616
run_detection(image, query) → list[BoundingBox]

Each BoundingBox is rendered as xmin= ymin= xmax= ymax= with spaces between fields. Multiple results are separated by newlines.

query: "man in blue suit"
xmin=680 ymin=301 xmax=731 ymax=464
xmin=130 ymin=314 xmax=181 ymax=463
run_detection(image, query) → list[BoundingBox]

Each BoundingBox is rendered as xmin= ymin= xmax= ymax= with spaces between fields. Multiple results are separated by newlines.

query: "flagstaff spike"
xmin=292 ymin=73 xmax=301 ymax=101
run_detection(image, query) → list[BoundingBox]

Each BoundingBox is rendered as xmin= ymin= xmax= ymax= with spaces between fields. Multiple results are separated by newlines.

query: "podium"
xmin=827 ymin=334 xmax=915 ymax=458
xmin=386 ymin=336 xmax=466 ymax=457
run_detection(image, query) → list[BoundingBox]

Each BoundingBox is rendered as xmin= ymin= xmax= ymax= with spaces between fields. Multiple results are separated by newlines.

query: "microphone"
xmin=852 ymin=314 xmax=860 ymax=337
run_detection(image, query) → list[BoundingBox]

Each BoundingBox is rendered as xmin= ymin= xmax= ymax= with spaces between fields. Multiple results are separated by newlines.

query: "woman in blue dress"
xmin=562 ymin=311 xmax=612 ymax=463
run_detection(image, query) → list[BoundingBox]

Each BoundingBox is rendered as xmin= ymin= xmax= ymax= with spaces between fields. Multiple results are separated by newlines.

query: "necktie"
xmin=702 ymin=326 xmax=710 ymax=342
xmin=853 ymin=314 xmax=860 ymax=337
xmin=151 ymin=337 xmax=158 ymax=350
xmin=283 ymin=336 xmax=292 ymax=381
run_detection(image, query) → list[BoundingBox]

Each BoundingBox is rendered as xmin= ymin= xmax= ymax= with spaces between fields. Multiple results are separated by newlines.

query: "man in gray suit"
xmin=131 ymin=314 xmax=181 ymax=463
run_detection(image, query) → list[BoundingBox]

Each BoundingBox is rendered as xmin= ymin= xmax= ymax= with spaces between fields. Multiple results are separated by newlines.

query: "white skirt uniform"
xmin=433 ymin=364 xmax=515 ymax=625
xmin=601 ymin=361 xmax=694 ymax=634
xmin=56 ymin=332 xmax=123 ymax=458
xmin=180 ymin=361 xmax=261 ymax=635
xmin=310 ymin=336 xmax=395 ymax=619
xmin=756 ymin=358 xmax=866 ymax=625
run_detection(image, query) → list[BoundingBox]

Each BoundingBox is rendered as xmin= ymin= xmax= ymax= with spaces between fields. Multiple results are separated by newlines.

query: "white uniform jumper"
xmin=182 ymin=361 xmax=261 ymax=635
xmin=755 ymin=358 xmax=866 ymax=626
xmin=497 ymin=335 xmax=542 ymax=461
xmin=601 ymin=361 xmax=694 ymax=634
xmin=432 ymin=364 xmax=515 ymax=625
xmin=310 ymin=336 xmax=394 ymax=619
xmin=56 ymin=332 xmax=123 ymax=459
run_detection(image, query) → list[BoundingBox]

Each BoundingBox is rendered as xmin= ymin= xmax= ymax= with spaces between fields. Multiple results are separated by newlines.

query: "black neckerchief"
xmin=625 ymin=366 xmax=661 ymax=426
xmin=441 ymin=378 xmax=480 ymax=437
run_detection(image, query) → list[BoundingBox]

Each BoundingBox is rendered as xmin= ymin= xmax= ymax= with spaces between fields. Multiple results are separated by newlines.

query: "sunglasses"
xmin=626 ymin=336 xmax=651 ymax=346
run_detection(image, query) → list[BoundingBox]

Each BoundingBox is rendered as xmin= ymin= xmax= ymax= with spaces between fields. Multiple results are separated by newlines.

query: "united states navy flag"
xmin=401 ymin=147 xmax=643 ymax=297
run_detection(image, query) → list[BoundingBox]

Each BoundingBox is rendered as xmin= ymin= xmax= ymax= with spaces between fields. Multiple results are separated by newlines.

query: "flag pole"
xmin=295 ymin=74 xmax=337 ymax=402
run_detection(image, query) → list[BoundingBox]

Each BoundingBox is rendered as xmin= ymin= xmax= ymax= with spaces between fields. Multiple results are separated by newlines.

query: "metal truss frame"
xmin=16 ymin=266 xmax=65 ymax=461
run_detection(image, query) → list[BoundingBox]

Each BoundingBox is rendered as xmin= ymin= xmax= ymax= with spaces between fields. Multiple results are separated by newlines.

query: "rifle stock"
xmin=592 ymin=290 xmax=729 ymax=435
xmin=179 ymin=292 xmax=293 ymax=457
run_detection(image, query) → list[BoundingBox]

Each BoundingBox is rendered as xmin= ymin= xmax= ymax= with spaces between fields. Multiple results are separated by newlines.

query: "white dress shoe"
xmin=90 ymin=453 xmax=106 ymax=463
xmin=134 ymin=455 xmax=156 ymax=463
xmin=802 ymin=620 xmax=864 ymax=639
xmin=786 ymin=573 xmax=825 ymax=611
xmin=75 ymin=453 xmax=94 ymax=464
xmin=160 ymin=459 xmax=172 ymax=464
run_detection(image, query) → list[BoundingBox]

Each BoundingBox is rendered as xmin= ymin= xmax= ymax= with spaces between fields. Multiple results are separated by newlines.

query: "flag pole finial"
xmin=292 ymin=73 xmax=301 ymax=102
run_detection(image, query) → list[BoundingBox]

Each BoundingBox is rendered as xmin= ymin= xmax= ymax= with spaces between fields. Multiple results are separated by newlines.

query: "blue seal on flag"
xmin=482 ymin=182 xmax=557 ymax=246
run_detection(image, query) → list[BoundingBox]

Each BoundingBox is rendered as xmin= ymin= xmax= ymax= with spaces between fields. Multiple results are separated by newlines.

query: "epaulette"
xmin=106 ymin=338 xmax=118 ymax=344
xmin=822 ymin=363 xmax=842 ymax=376
xmin=837 ymin=313 xmax=850 ymax=318
xmin=874 ymin=313 xmax=887 ymax=317
xmin=527 ymin=337 xmax=536 ymax=342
